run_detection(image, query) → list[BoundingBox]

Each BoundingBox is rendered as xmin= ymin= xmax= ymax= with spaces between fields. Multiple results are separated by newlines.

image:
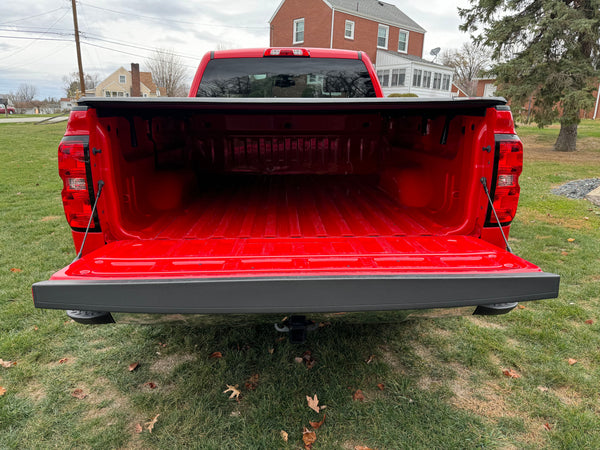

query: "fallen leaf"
xmin=0 ymin=359 xmax=16 ymax=368
xmin=518 ymin=304 xmax=526 ymax=309
xmin=145 ymin=414 xmax=160 ymax=433
xmin=302 ymin=351 xmax=317 ymax=369
xmin=302 ymin=427 xmax=317 ymax=448
xmin=561 ymin=251 xmax=569 ymax=256
xmin=158 ymin=342 xmax=167 ymax=348
xmin=128 ymin=362 xmax=139 ymax=372
xmin=353 ymin=389 xmax=365 ymax=401
xmin=268 ymin=348 xmax=274 ymax=354
xmin=245 ymin=374 xmax=259 ymax=391
xmin=276 ymin=336 xmax=286 ymax=343
xmin=537 ymin=386 xmax=549 ymax=392
xmin=224 ymin=384 xmax=241 ymax=400
xmin=209 ymin=352 xmax=223 ymax=359
xmin=355 ymin=446 xmax=376 ymax=450
xmin=568 ymin=358 xmax=577 ymax=366
xmin=309 ymin=413 xmax=326 ymax=430
xmin=365 ymin=355 xmax=374 ymax=364
xmin=281 ymin=316 xmax=288 ymax=322
xmin=71 ymin=388 xmax=87 ymax=399
xmin=10 ymin=268 xmax=22 ymax=273
xmin=567 ymin=238 xmax=575 ymax=242
xmin=377 ymin=383 xmax=385 ymax=391
xmin=318 ymin=321 xmax=331 ymax=328
xmin=34 ymin=326 xmax=38 ymax=331
xmin=59 ymin=358 xmax=68 ymax=364
xmin=543 ymin=422 xmax=552 ymax=431
xmin=144 ymin=382 xmax=157 ymax=389
xmin=230 ymin=411 xmax=241 ymax=417
xmin=0 ymin=386 xmax=6 ymax=396
xmin=280 ymin=430 xmax=288 ymax=442
xmin=294 ymin=357 xmax=304 ymax=364
xmin=585 ymin=319 xmax=594 ymax=325
xmin=134 ymin=423 xmax=143 ymax=434
xmin=306 ymin=394 xmax=320 ymax=413
xmin=502 ymin=369 xmax=521 ymax=379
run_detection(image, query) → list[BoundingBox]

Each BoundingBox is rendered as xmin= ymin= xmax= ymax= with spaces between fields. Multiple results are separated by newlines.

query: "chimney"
xmin=130 ymin=63 xmax=141 ymax=97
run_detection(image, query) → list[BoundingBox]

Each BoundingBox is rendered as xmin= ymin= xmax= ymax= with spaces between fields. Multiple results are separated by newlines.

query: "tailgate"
xmin=33 ymin=236 xmax=559 ymax=314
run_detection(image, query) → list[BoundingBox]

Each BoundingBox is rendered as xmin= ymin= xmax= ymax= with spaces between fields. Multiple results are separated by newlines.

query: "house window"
xmin=442 ymin=74 xmax=451 ymax=91
xmin=433 ymin=73 xmax=442 ymax=89
xmin=483 ymin=83 xmax=497 ymax=97
xmin=125 ymin=93 xmax=129 ymax=97
xmin=398 ymin=30 xmax=408 ymax=53
xmin=118 ymin=91 xmax=124 ymax=97
xmin=377 ymin=24 xmax=389 ymax=49
xmin=345 ymin=20 xmax=354 ymax=39
xmin=156 ymin=89 xmax=160 ymax=96
xmin=391 ymin=68 xmax=406 ymax=86
xmin=422 ymin=71 xmax=432 ymax=88
xmin=119 ymin=75 xmax=126 ymax=83
xmin=143 ymin=93 xmax=148 ymax=98
xmin=293 ymin=18 xmax=304 ymax=44
xmin=105 ymin=91 xmax=110 ymax=97
xmin=112 ymin=91 xmax=118 ymax=97
xmin=376 ymin=70 xmax=389 ymax=87
xmin=412 ymin=69 xmax=422 ymax=87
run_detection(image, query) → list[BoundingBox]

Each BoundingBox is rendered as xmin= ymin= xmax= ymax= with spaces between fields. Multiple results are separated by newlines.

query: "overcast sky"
xmin=0 ymin=0 xmax=471 ymax=100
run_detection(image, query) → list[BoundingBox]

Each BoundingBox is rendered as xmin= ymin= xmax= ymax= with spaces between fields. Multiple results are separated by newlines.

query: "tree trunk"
xmin=554 ymin=122 xmax=578 ymax=152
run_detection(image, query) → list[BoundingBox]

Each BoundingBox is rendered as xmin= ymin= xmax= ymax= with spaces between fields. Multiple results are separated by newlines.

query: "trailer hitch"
xmin=274 ymin=315 xmax=319 ymax=344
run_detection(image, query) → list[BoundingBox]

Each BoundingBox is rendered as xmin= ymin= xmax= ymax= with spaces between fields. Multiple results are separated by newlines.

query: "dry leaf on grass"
xmin=302 ymin=427 xmax=317 ymax=448
xmin=365 ymin=355 xmax=374 ymax=364
xmin=537 ymin=386 xmax=549 ymax=392
xmin=245 ymin=374 xmax=259 ymax=391
xmin=158 ymin=342 xmax=167 ymax=348
xmin=306 ymin=394 xmax=320 ymax=413
xmin=10 ymin=268 xmax=22 ymax=273
xmin=309 ymin=414 xmax=326 ymax=430
xmin=567 ymin=238 xmax=575 ymax=242
xmin=0 ymin=386 xmax=6 ymax=396
xmin=128 ymin=362 xmax=140 ymax=372
xmin=353 ymin=389 xmax=365 ymax=401
xmin=355 ymin=446 xmax=376 ymax=450
xmin=585 ymin=319 xmax=594 ymax=325
xmin=561 ymin=251 xmax=569 ymax=256
xmin=276 ymin=336 xmax=286 ymax=343
xmin=543 ymin=422 xmax=552 ymax=431
xmin=71 ymin=388 xmax=87 ymax=399
xmin=302 ymin=351 xmax=317 ymax=369
xmin=294 ymin=357 xmax=304 ymax=364
xmin=518 ymin=304 xmax=526 ymax=309
xmin=280 ymin=430 xmax=288 ymax=442
xmin=377 ymin=383 xmax=385 ymax=391
xmin=224 ymin=384 xmax=241 ymax=400
xmin=134 ymin=423 xmax=143 ymax=434
xmin=502 ymin=369 xmax=521 ymax=379
xmin=268 ymin=348 xmax=274 ymax=354
xmin=144 ymin=382 xmax=157 ymax=389
xmin=59 ymin=358 xmax=68 ymax=364
xmin=0 ymin=359 xmax=16 ymax=368
xmin=145 ymin=414 xmax=160 ymax=433
xmin=568 ymin=358 xmax=578 ymax=366
xmin=209 ymin=351 xmax=223 ymax=359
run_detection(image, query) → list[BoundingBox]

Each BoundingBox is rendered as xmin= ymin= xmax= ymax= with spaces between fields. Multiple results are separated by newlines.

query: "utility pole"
xmin=71 ymin=0 xmax=85 ymax=97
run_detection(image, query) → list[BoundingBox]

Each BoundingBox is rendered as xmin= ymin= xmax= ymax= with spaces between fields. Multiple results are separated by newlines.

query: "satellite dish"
xmin=430 ymin=47 xmax=441 ymax=56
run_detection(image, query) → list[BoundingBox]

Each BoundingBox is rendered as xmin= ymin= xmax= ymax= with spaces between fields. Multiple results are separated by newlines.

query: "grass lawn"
xmin=1 ymin=120 xmax=599 ymax=449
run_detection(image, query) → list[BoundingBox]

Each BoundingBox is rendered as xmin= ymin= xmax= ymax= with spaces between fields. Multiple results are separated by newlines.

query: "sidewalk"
xmin=0 ymin=116 xmax=68 ymax=124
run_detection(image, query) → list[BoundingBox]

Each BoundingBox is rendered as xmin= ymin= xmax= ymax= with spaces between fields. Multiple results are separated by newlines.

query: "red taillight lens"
xmin=58 ymin=139 xmax=95 ymax=229
xmin=490 ymin=139 xmax=523 ymax=224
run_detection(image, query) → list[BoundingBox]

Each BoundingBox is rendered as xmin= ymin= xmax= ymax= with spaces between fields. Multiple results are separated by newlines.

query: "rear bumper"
xmin=33 ymin=272 xmax=559 ymax=314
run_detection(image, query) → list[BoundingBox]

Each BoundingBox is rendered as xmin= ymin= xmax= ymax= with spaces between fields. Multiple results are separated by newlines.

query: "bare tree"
xmin=13 ymin=83 xmax=38 ymax=102
xmin=62 ymin=72 xmax=100 ymax=98
xmin=440 ymin=42 xmax=491 ymax=96
xmin=144 ymin=48 xmax=188 ymax=97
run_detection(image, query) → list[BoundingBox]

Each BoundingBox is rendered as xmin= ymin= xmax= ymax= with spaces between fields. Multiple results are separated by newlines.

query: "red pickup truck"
xmin=33 ymin=48 xmax=559 ymax=333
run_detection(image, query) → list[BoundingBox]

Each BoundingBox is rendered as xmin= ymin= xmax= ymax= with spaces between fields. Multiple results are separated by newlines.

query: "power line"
xmin=78 ymin=2 xmax=269 ymax=30
xmin=81 ymin=42 xmax=198 ymax=70
xmin=0 ymin=7 xmax=67 ymax=26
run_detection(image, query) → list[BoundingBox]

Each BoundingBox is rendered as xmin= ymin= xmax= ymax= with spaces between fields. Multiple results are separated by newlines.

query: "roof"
xmin=269 ymin=0 xmax=426 ymax=33
xmin=328 ymin=0 xmax=425 ymax=32
xmin=139 ymin=72 xmax=167 ymax=96
xmin=377 ymin=50 xmax=450 ymax=69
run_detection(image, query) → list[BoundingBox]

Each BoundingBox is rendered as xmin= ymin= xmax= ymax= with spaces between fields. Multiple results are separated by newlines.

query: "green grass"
xmin=1 ymin=121 xmax=600 ymax=448
xmin=1 ymin=114 xmax=60 ymax=119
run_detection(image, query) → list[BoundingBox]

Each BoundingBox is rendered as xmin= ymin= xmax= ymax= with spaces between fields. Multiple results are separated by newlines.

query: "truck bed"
xmin=152 ymin=175 xmax=438 ymax=240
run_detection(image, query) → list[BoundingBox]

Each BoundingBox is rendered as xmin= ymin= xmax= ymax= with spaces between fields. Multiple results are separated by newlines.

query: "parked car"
xmin=0 ymin=104 xmax=16 ymax=114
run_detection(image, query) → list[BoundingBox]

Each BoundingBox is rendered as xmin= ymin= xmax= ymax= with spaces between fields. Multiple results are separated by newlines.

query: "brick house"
xmin=269 ymin=0 xmax=455 ymax=97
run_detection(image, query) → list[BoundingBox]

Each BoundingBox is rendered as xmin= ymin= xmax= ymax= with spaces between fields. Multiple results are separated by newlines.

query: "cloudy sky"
xmin=0 ymin=0 xmax=471 ymax=99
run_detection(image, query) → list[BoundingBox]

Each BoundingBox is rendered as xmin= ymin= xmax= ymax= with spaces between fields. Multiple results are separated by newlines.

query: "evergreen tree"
xmin=460 ymin=0 xmax=600 ymax=151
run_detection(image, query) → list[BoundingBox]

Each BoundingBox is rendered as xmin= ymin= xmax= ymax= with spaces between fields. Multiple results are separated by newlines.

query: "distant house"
xmin=91 ymin=64 xmax=166 ymax=98
xmin=269 ymin=0 xmax=455 ymax=98
xmin=474 ymin=77 xmax=497 ymax=97
xmin=60 ymin=98 xmax=74 ymax=111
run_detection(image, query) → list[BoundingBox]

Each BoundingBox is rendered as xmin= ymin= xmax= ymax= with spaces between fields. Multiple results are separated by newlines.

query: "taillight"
xmin=58 ymin=137 xmax=97 ymax=230
xmin=489 ymin=139 xmax=523 ymax=224
xmin=264 ymin=48 xmax=310 ymax=57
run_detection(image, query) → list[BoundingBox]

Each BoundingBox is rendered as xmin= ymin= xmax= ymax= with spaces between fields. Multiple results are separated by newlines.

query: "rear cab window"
xmin=196 ymin=57 xmax=377 ymax=98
